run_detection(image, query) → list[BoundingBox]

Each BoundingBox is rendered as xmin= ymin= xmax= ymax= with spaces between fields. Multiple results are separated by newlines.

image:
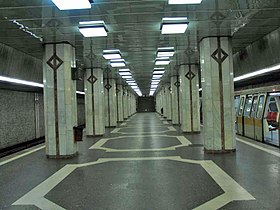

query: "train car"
xmin=235 ymin=85 xmax=280 ymax=147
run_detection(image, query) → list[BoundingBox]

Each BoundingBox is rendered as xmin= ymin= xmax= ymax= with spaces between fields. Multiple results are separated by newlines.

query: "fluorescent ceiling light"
xmin=153 ymin=75 xmax=163 ymax=78
xmin=103 ymin=49 xmax=121 ymax=60
xmin=234 ymin=63 xmax=280 ymax=82
xmin=157 ymin=47 xmax=175 ymax=57
xmin=154 ymin=68 xmax=165 ymax=70
xmin=128 ymin=83 xmax=137 ymax=86
xmin=151 ymin=85 xmax=158 ymax=88
xmin=110 ymin=59 xmax=126 ymax=67
xmin=119 ymin=69 xmax=130 ymax=72
xmin=153 ymin=71 xmax=165 ymax=74
xmin=126 ymin=80 xmax=136 ymax=83
xmin=155 ymin=57 xmax=170 ymax=66
xmin=52 ymin=0 xmax=93 ymax=10
xmin=79 ymin=21 xmax=108 ymax=37
xmin=76 ymin=91 xmax=85 ymax=95
xmin=122 ymin=76 xmax=132 ymax=79
xmin=168 ymin=0 xmax=202 ymax=4
xmin=0 ymin=76 xmax=43 ymax=88
xmin=119 ymin=72 xmax=131 ymax=76
xmin=161 ymin=17 xmax=189 ymax=34
xmin=0 ymin=75 xmax=85 ymax=95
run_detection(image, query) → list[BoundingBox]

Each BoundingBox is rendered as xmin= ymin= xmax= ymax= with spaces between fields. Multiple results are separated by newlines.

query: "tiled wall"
xmin=0 ymin=89 xmax=85 ymax=150
xmin=0 ymin=89 xmax=38 ymax=149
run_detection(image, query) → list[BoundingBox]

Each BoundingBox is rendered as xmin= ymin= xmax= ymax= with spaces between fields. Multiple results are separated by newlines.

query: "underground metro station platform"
xmin=1 ymin=0 xmax=280 ymax=209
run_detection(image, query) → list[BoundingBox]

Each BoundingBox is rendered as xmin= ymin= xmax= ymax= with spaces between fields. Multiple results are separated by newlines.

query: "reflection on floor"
xmin=1 ymin=113 xmax=280 ymax=210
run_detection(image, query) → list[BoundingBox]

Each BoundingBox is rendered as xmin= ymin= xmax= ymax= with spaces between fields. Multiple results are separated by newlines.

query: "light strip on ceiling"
xmin=51 ymin=0 xmax=93 ymax=10
xmin=0 ymin=76 xmax=85 ymax=95
xmin=157 ymin=47 xmax=175 ymax=57
xmin=79 ymin=21 xmax=108 ymax=37
xmin=161 ymin=17 xmax=189 ymax=34
xmin=110 ymin=59 xmax=126 ymax=67
xmin=103 ymin=49 xmax=122 ymax=60
xmin=168 ymin=0 xmax=202 ymax=4
xmin=234 ymin=64 xmax=280 ymax=82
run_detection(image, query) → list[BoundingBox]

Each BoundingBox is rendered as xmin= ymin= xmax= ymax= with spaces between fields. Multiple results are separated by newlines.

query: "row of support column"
xmin=43 ymin=42 xmax=137 ymax=158
xmin=156 ymin=36 xmax=235 ymax=153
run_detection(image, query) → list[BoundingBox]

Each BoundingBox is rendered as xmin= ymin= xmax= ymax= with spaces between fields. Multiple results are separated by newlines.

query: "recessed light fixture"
xmin=161 ymin=17 xmax=189 ymax=34
xmin=168 ymin=0 xmax=202 ymax=4
xmin=119 ymin=69 xmax=130 ymax=72
xmin=110 ymin=59 xmax=126 ymax=67
xmin=52 ymin=0 xmax=93 ymax=10
xmin=155 ymin=57 xmax=170 ymax=66
xmin=119 ymin=72 xmax=131 ymax=76
xmin=103 ymin=49 xmax=121 ymax=60
xmin=79 ymin=21 xmax=108 ymax=37
xmin=122 ymin=75 xmax=132 ymax=79
xmin=157 ymin=47 xmax=175 ymax=57
xmin=153 ymin=70 xmax=165 ymax=74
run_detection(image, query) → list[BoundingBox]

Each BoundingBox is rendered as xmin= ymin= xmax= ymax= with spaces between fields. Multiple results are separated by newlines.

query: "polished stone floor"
xmin=0 ymin=113 xmax=280 ymax=210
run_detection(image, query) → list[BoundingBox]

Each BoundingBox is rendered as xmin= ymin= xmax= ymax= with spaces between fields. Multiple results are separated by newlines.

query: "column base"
xmin=86 ymin=134 xmax=104 ymax=137
xmin=47 ymin=152 xmax=78 ymax=159
xmin=204 ymin=148 xmax=236 ymax=154
xmin=183 ymin=131 xmax=201 ymax=134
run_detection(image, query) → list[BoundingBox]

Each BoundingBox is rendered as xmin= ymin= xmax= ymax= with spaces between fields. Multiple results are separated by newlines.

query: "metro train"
xmin=235 ymin=85 xmax=280 ymax=147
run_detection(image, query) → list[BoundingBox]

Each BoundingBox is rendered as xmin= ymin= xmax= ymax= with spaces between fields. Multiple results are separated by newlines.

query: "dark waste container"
xmin=73 ymin=125 xmax=84 ymax=142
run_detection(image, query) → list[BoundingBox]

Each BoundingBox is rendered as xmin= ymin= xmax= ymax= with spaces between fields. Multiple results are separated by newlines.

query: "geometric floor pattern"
xmin=12 ymin=113 xmax=255 ymax=210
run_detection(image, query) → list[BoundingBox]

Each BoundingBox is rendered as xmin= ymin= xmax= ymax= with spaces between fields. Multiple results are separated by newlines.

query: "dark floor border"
xmin=0 ymin=137 xmax=45 ymax=158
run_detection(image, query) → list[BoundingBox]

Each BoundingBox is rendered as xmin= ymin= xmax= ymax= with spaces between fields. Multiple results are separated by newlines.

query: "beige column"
xmin=171 ymin=76 xmax=180 ymax=125
xmin=43 ymin=43 xmax=78 ymax=158
xmin=84 ymin=68 xmax=105 ymax=136
xmin=179 ymin=64 xmax=200 ymax=133
xmin=200 ymin=36 xmax=236 ymax=152
xmin=104 ymin=78 xmax=117 ymax=127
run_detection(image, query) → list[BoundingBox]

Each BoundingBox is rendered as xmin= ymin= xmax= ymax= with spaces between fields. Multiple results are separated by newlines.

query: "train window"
xmin=250 ymin=96 xmax=258 ymax=118
xmin=234 ymin=96 xmax=240 ymax=115
xmin=243 ymin=95 xmax=253 ymax=117
xmin=256 ymin=95 xmax=265 ymax=119
xmin=238 ymin=97 xmax=245 ymax=116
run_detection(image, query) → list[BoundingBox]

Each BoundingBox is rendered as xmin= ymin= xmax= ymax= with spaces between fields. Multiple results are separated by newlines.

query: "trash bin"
xmin=73 ymin=125 xmax=84 ymax=142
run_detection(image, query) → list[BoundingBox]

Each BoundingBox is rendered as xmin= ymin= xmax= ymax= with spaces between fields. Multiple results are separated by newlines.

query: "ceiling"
xmin=0 ymin=0 xmax=280 ymax=94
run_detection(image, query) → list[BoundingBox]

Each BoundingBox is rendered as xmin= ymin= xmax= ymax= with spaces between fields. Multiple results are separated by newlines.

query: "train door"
xmin=234 ymin=95 xmax=240 ymax=132
xmin=255 ymin=94 xmax=266 ymax=142
xmin=236 ymin=95 xmax=246 ymax=135
xmin=243 ymin=95 xmax=255 ymax=139
xmin=263 ymin=92 xmax=280 ymax=147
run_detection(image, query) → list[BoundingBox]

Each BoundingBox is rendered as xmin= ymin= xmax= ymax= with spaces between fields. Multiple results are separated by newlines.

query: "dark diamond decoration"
xmin=86 ymin=52 xmax=97 ymax=61
xmin=210 ymin=11 xmax=226 ymax=26
xmin=104 ymin=83 xmax=112 ymax=90
xmin=45 ymin=19 xmax=63 ymax=28
xmin=184 ymin=47 xmax=195 ymax=55
xmin=104 ymin=67 xmax=111 ymax=74
xmin=168 ymin=86 xmax=171 ymax=91
xmin=116 ymin=88 xmax=120 ymax=93
xmin=87 ymin=75 xmax=98 ymax=84
xmin=47 ymin=54 xmax=63 ymax=71
xmin=211 ymin=48 xmax=229 ymax=64
xmin=174 ymin=81 xmax=180 ymax=87
xmin=185 ymin=71 xmax=196 ymax=80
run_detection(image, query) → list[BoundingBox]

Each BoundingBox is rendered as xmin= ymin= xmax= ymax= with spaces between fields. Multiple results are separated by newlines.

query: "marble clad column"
xmin=84 ymin=68 xmax=105 ymax=136
xmin=162 ymin=87 xmax=168 ymax=118
xmin=200 ymin=36 xmax=236 ymax=152
xmin=104 ymin=79 xmax=117 ymax=127
xmin=117 ymin=85 xmax=124 ymax=122
xmin=123 ymin=87 xmax=128 ymax=119
xmin=171 ymin=76 xmax=180 ymax=125
xmin=128 ymin=91 xmax=132 ymax=117
xmin=165 ymin=85 xmax=172 ymax=120
xmin=179 ymin=64 xmax=200 ymax=133
xmin=43 ymin=43 xmax=78 ymax=158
